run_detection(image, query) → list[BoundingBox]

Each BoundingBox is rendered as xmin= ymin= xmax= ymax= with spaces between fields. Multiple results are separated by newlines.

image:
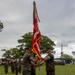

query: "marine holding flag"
xmin=22 ymin=1 xmax=41 ymax=75
xmin=31 ymin=1 xmax=42 ymax=75
xmin=32 ymin=1 xmax=55 ymax=75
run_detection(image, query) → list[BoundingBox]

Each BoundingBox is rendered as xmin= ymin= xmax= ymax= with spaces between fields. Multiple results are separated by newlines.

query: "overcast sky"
xmin=0 ymin=0 xmax=75 ymax=58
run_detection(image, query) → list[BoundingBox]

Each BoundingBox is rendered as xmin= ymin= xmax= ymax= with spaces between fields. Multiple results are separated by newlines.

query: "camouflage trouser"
xmin=22 ymin=70 xmax=31 ymax=75
xmin=46 ymin=71 xmax=55 ymax=75
xmin=4 ymin=67 xmax=8 ymax=74
xmin=14 ymin=67 xmax=19 ymax=75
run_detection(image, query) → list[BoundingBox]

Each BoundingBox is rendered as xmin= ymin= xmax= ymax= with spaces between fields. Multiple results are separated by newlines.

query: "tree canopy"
xmin=0 ymin=20 xmax=4 ymax=32
xmin=18 ymin=32 xmax=55 ymax=53
xmin=3 ymin=32 xmax=55 ymax=59
xmin=60 ymin=54 xmax=72 ymax=60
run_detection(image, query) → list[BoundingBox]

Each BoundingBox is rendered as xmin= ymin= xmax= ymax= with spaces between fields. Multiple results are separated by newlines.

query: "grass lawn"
xmin=0 ymin=64 xmax=75 ymax=75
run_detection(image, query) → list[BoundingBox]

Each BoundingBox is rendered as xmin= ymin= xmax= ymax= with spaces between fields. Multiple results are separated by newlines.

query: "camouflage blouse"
xmin=45 ymin=54 xmax=55 ymax=72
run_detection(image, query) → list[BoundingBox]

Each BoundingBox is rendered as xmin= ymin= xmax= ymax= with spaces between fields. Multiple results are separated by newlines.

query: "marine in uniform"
xmin=31 ymin=53 xmax=36 ymax=75
xmin=10 ymin=59 xmax=15 ymax=73
xmin=22 ymin=48 xmax=37 ymax=75
xmin=41 ymin=48 xmax=55 ymax=75
xmin=4 ymin=58 xmax=9 ymax=74
xmin=14 ymin=59 xmax=19 ymax=75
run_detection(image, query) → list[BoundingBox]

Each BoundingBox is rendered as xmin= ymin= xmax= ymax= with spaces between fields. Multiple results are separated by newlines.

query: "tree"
xmin=2 ymin=50 xmax=11 ymax=58
xmin=72 ymin=51 xmax=75 ymax=55
xmin=52 ymin=51 xmax=56 ymax=55
xmin=0 ymin=20 xmax=4 ymax=32
xmin=18 ymin=32 xmax=32 ymax=49
xmin=60 ymin=54 xmax=72 ymax=60
xmin=72 ymin=51 xmax=75 ymax=64
xmin=10 ymin=48 xmax=24 ymax=59
xmin=3 ymin=32 xmax=55 ymax=58
xmin=2 ymin=48 xmax=24 ymax=59
xmin=40 ymin=35 xmax=55 ymax=53
xmin=18 ymin=32 xmax=55 ymax=53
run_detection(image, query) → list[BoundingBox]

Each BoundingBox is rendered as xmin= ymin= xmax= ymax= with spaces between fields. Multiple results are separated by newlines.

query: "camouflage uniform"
xmin=4 ymin=60 xmax=9 ymax=74
xmin=45 ymin=54 xmax=55 ymax=75
xmin=14 ymin=59 xmax=19 ymax=75
xmin=10 ymin=60 xmax=15 ymax=73
xmin=31 ymin=53 xmax=36 ymax=75
xmin=31 ymin=64 xmax=36 ymax=75
xmin=18 ymin=59 xmax=21 ymax=73
xmin=22 ymin=53 xmax=33 ymax=75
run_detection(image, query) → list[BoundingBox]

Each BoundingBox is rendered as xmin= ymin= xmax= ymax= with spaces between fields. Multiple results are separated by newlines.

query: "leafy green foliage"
xmin=18 ymin=32 xmax=32 ymax=49
xmin=3 ymin=32 xmax=55 ymax=58
xmin=2 ymin=50 xmax=11 ymax=58
xmin=60 ymin=54 xmax=72 ymax=60
xmin=72 ymin=51 xmax=75 ymax=55
xmin=0 ymin=21 xmax=4 ymax=32
xmin=18 ymin=32 xmax=55 ymax=53
xmin=40 ymin=35 xmax=55 ymax=53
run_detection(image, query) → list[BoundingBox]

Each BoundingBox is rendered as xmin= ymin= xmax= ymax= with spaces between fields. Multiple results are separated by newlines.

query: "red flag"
xmin=32 ymin=1 xmax=41 ymax=61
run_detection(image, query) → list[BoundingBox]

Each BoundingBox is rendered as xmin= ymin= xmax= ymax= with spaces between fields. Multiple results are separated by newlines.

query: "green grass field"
xmin=0 ymin=64 xmax=75 ymax=75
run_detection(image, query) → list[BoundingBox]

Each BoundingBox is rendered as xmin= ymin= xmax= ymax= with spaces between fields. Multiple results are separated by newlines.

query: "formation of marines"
xmin=4 ymin=58 xmax=21 ymax=75
xmin=3 ymin=48 xmax=55 ymax=75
